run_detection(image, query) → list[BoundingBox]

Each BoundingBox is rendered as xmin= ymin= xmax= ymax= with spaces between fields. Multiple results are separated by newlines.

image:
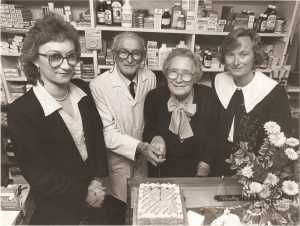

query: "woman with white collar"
xmin=212 ymin=28 xmax=291 ymax=176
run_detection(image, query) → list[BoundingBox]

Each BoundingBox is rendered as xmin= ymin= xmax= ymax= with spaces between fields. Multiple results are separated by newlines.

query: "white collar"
xmin=33 ymin=82 xmax=87 ymax=117
xmin=118 ymin=70 xmax=138 ymax=87
xmin=215 ymin=71 xmax=277 ymax=113
xmin=111 ymin=65 xmax=148 ymax=88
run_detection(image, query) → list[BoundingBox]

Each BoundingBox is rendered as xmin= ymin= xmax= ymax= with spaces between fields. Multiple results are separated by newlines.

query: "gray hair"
xmin=163 ymin=48 xmax=203 ymax=82
xmin=112 ymin=31 xmax=145 ymax=52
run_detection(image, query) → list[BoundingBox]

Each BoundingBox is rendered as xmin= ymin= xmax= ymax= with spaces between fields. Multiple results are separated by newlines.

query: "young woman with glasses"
xmin=143 ymin=48 xmax=220 ymax=177
xmin=8 ymin=14 xmax=124 ymax=225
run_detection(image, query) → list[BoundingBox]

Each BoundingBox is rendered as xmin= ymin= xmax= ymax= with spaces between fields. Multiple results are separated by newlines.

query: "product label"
xmin=260 ymin=20 xmax=267 ymax=32
xmin=122 ymin=11 xmax=132 ymax=27
xmin=171 ymin=10 xmax=181 ymax=28
xmin=112 ymin=2 xmax=122 ymax=24
xmin=161 ymin=18 xmax=170 ymax=26
xmin=105 ymin=10 xmax=112 ymax=24
xmin=266 ymin=15 xmax=276 ymax=31
xmin=97 ymin=12 xmax=105 ymax=24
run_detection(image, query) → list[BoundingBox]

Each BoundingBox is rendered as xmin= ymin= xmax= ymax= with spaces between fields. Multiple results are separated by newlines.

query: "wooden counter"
xmin=126 ymin=177 xmax=244 ymax=225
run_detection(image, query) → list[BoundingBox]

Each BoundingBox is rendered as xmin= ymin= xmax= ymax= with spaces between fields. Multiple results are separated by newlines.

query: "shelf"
xmin=0 ymin=27 xmax=29 ymax=34
xmin=96 ymin=26 xmax=288 ymax=37
xmin=287 ymin=86 xmax=300 ymax=93
xmin=5 ymin=77 xmax=27 ymax=82
xmin=80 ymin=53 xmax=94 ymax=58
xmin=98 ymin=65 xmax=225 ymax=73
xmin=0 ymin=52 xmax=21 ymax=57
xmin=96 ymin=26 xmax=195 ymax=34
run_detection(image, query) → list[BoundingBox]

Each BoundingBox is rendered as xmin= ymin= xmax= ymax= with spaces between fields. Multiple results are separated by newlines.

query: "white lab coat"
xmin=90 ymin=66 xmax=156 ymax=202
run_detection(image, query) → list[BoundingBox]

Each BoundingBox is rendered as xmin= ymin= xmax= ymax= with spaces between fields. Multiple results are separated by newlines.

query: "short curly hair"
xmin=163 ymin=48 xmax=203 ymax=82
xmin=21 ymin=13 xmax=80 ymax=85
xmin=218 ymin=28 xmax=264 ymax=68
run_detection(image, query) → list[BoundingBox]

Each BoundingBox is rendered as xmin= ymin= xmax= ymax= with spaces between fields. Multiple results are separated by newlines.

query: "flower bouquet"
xmin=226 ymin=121 xmax=300 ymax=225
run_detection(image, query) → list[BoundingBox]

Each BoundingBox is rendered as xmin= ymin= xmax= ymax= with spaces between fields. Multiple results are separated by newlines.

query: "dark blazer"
xmin=143 ymin=85 xmax=219 ymax=177
xmin=8 ymin=79 xmax=108 ymax=224
xmin=212 ymin=83 xmax=292 ymax=176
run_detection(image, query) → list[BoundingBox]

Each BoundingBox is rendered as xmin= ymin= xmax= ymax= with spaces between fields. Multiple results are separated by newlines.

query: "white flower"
xmin=285 ymin=137 xmax=300 ymax=147
xmin=264 ymin=173 xmax=279 ymax=186
xmin=284 ymin=148 xmax=299 ymax=160
xmin=282 ymin=180 xmax=299 ymax=196
xmin=269 ymin=132 xmax=286 ymax=147
xmin=241 ymin=166 xmax=253 ymax=178
xmin=264 ymin=121 xmax=281 ymax=134
xmin=259 ymin=186 xmax=271 ymax=199
xmin=249 ymin=182 xmax=263 ymax=193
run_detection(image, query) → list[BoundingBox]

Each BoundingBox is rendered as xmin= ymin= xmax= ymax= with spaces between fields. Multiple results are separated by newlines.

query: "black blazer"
xmin=212 ymin=83 xmax=292 ymax=176
xmin=143 ymin=85 xmax=219 ymax=177
xmin=8 ymin=79 xmax=108 ymax=224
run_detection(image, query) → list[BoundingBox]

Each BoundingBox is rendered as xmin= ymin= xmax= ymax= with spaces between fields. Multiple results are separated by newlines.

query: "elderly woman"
xmin=212 ymin=28 xmax=292 ymax=176
xmin=143 ymin=48 xmax=219 ymax=177
xmin=8 ymin=14 xmax=124 ymax=225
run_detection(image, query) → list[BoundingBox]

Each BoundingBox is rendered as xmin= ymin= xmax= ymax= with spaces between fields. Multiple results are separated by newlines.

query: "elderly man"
xmin=90 ymin=32 xmax=165 ymax=205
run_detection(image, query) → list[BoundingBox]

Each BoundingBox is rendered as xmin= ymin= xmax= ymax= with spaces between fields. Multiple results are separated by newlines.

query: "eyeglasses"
xmin=38 ymin=52 xmax=79 ymax=68
xmin=115 ymin=48 xmax=144 ymax=61
xmin=167 ymin=69 xmax=193 ymax=82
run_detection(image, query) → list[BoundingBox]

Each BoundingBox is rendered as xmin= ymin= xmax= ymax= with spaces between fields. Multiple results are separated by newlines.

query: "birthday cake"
xmin=137 ymin=183 xmax=185 ymax=225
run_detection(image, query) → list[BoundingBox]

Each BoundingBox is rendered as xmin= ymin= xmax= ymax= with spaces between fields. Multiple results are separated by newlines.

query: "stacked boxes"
xmin=146 ymin=41 xmax=159 ymax=68
xmin=0 ymin=35 xmax=24 ymax=55
xmin=0 ymin=4 xmax=33 ymax=29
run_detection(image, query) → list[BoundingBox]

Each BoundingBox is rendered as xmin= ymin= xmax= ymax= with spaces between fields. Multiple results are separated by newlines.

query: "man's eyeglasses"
xmin=38 ymin=52 xmax=79 ymax=68
xmin=115 ymin=48 xmax=144 ymax=61
xmin=167 ymin=69 xmax=194 ymax=82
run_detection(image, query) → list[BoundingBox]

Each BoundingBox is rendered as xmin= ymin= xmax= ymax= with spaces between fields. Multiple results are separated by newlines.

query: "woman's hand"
xmin=151 ymin=136 xmax=166 ymax=160
xmin=85 ymin=179 xmax=106 ymax=208
xmin=196 ymin=161 xmax=210 ymax=177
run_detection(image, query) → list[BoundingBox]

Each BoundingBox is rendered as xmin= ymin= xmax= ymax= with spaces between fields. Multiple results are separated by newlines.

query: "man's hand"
xmin=85 ymin=179 xmax=106 ymax=208
xmin=137 ymin=142 xmax=165 ymax=166
xmin=196 ymin=161 xmax=210 ymax=177
xmin=150 ymin=136 xmax=166 ymax=160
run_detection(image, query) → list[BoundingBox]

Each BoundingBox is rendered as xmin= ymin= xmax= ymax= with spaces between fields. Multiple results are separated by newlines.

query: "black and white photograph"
xmin=0 ymin=0 xmax=299 ymax=225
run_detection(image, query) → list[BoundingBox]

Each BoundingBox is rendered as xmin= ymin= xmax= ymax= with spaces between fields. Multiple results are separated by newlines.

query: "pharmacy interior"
xmin=1 ymin=0 xmax=300 ymax=225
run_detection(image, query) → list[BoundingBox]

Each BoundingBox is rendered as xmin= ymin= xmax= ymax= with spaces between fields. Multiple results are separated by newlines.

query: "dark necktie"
xmin=231 ymin=89 xmax=246 ymax=143
xmin=129 ymin=81 xmax=135 ymax=99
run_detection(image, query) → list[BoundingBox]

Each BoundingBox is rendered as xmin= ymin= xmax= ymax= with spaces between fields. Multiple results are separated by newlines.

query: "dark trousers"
xmin=30 ymin=195 xmax=127 ymax=225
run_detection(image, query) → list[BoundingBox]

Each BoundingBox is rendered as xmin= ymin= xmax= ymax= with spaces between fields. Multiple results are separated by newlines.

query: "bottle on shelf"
xmin=171 ymin=2 xmax=182 ymax=29
xmin=176 ymin=40 xmax=187 ymax=49
xmin=104 ymin=0 xmax=113 ymax=25
xmin=265 ymin=5 xmax=277 ymax=33
xmin=97 ymin=0 xmax=106 ymax=25
xmin=121 ymin=0 xmax=133 ymax=28
xmin=158 ymin=43 xmax=171 ymax=68
xmin=258 ymin=13 xmax=267 ymax=33
xmin=176 ymin=14 xmax=185 ymax=30
xmin=203 ymin=50 xmax=212 ymax=68
xmin=112 ymin=0 xmax=122 ymax=26
xmin=194 ymin=45 xmax=203 ymax=63
xmin=161 ymin=9 xmax=171 ymax=29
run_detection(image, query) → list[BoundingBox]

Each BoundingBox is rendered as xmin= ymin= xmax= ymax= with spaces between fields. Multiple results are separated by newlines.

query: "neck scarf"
xmin=167 ymin=91 xmax=196 ymax=140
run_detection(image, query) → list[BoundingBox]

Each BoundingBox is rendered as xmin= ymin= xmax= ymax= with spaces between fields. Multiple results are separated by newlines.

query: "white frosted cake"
xmin=137 ymin=183 xmax=185 ymax=225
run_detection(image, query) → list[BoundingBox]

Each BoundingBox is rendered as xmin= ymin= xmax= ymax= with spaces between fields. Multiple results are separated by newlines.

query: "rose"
xmin=264 ymin=121 xmax=281 ymax=134
xmin=249 ymin=182 xmax=263 ymax=194
xmin=264 ymin=173 xmax=279 ymax=186
xmin=282 ymin=180 xmax=299 ymax=196
xmin=284 ymin=148 xmax=298 ymax=160
xmin=241 ymin=166 xmax=253 ymax=178
xmin=285 ymin=137 xmax=300 ymax=147
xmin=269 ymin=132 xmax=286 ymax=147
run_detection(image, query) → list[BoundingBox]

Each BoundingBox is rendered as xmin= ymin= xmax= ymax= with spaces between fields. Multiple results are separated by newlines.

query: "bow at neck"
xmin=167 ymin=92 xmax=196 ymax=141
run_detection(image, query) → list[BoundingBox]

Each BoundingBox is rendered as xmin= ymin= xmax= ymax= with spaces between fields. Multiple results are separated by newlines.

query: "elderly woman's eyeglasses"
xmin=167 ymin=70 xmax=193 ymax=82
xmin=38 ymin=52 xmax=79 ymax=68
xmin=115 ymin=48 xmax=143 ymax=61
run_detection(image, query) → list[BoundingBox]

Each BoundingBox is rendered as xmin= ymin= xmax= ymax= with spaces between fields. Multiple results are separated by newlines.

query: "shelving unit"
xmin=0 ymin=0 xmax=299 ymax=103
